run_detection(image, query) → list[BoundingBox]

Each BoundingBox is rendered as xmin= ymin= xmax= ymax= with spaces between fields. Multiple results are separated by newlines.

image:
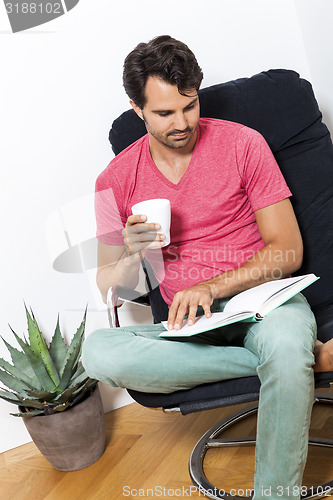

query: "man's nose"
xmin=173 ymin=113 xmax=188 ymax=131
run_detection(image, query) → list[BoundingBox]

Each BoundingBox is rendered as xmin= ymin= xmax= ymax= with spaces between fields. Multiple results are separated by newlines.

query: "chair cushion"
xmin=128 ymin=376 xmax=261 ymax=415
xmin=109 ymin=69 xmax=333 ymax=310
xmin=315 ymin=303 xmax=333 ymax=343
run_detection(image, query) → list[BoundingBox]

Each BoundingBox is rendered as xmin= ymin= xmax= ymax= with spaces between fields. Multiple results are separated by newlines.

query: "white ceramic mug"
xmin=131 ymin=198 xmax=171 ymax=247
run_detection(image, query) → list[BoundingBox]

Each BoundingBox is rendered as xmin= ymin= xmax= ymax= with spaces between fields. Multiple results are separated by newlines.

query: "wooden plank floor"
xmin=1 ymin=393 xmax=333 ymax=500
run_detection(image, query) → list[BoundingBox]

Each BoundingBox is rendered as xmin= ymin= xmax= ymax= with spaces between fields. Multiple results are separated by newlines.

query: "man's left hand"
xmin=167 ymin=283 xmax=215 ymax=330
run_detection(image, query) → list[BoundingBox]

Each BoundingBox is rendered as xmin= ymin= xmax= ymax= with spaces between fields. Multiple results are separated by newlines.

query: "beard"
xmin=142 ymin=115 xmax=196 ymax=149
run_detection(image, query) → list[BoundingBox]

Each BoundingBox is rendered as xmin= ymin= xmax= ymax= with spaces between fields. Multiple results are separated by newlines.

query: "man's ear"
xmin=130 ymin=100 xmax=144 ymax=121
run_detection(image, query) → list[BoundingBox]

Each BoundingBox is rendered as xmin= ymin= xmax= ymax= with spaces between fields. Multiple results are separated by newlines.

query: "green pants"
xmin=82 ymin=293 xmax=316 ymax=500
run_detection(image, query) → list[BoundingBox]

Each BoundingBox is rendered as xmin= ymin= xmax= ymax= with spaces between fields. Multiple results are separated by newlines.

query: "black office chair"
xmin=107 ymin=70 xmax=333 ymax=499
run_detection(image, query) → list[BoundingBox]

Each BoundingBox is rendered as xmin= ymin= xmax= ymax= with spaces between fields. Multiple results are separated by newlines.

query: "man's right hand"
xmin=96 ymin=214 xmax=165 ymax=302
xmin=122 ymin=214 xmax=165 ymax=257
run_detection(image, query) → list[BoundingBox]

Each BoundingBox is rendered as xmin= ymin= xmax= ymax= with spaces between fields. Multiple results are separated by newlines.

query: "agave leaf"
xmin=1 ymin=336 xmax=39 ymax=384
xmin=49 ymin=316 xmax=68 ymax=374
xmin=84 ymin=378 xmax=98 ymax=391
xmin=25 ymin=305 xmax=41 ymax=355
xmin=70 ymin=378 xmax=97 ymax=407
xmin=11 ymin=409 xmax=44 ymax=417
xmin=12 ymin=332 xmax=56 ymax=392
xmin=53 ymin=378 xmax=88 ymax=405
xmin=25 ymin=306 xmax=60 ymax=387
xmin=68 ymin=363 xmax=86 ymax=384
xmin=15 ymin=395 xmax=45 ymax=410
xmin=18 ymin=388 xmax=58 ymax=403
xmin=25 ymin=388 xmax=58 ymax=401
xmin=57 ymin=311 xmax=87 ymax=391
xmin=59 ymin=309 xmax=87 ymax=377
xmin=0 ymin=388 xmax=21 ymax=405
xmin=53 ymin=401 xmax=71 ymax=412
xmin=0 ymin=367 xmax=31 ymax=395
xmin=70 ymin=374 xmax=90 ymax=390
xmin=68 ymin=365 xmax=94 ymax=389
xmin=53 ymin=384 xmax=80 ymax=404
xmin=0 ymin=357 xmax=37 ymax=390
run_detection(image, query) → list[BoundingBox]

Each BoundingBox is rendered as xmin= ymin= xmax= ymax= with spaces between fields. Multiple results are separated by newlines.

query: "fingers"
xmin=126 ymin=214 xmax=147 ymax=226
xmin=123 ymin=229 xmax=165 ymax=253
xmin=168 ymin=295 xmax=186 ymax=330
xmin=167 ymin=286 xmax=213 ymax=331
xmin=123 ymin=214 xmax=165 ymax=256
xmin=186 ymin=303 xmax=199 ymax=326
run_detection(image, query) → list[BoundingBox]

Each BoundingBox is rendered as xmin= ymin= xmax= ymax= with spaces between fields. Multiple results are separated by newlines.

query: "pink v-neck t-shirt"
xmin=95 ymin=118 xmax=292 ymax=305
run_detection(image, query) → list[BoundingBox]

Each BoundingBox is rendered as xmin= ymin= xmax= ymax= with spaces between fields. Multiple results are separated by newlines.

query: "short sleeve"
xmin=236 ymin=127 xmax=292 ymax=211
xmin=95 ymin=174 xmax=126 ymax=246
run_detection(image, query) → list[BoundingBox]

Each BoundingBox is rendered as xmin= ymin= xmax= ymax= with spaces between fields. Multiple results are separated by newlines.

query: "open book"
xmin=159 ymin=274 xmax=319 ymax=338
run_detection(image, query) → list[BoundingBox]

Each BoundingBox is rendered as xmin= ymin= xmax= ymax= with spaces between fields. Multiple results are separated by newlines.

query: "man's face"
xmin=132 ymin=76 xmax=200 ymax=150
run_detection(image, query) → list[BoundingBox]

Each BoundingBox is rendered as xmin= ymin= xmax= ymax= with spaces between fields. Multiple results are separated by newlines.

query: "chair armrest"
xmin=106 ymin=286 xmax=150 ymax=328
xmin=113 ymin=286 xmax=150 ymax=306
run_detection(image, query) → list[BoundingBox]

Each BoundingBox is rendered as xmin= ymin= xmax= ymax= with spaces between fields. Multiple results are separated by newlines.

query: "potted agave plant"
xmin=0 ymin=306 xmax=105 ymax=471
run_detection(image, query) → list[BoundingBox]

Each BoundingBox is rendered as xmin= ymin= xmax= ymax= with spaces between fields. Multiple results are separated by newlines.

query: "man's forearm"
xmin=206 ymin=241 xmax=303 ymax=301
xmin=97 ymin=251 xmax=142 ymax=303
xmin=167 ymin=199 xmax=303 ymax=329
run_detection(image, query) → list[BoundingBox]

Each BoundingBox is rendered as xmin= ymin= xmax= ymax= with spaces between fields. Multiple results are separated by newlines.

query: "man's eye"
xmin=158 ymin=112 xmax=171 ymax=117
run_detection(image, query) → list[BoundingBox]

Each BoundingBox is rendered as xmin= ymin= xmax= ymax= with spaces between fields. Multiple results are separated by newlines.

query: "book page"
xmin=224 ymin=276 xmax=306 ymax=315
xmin=259 ymin=274 xmax=318 ymax=316
xmin=160 ymin=310 xmax=254 ymax=337
xmin=161 ymin=311 xmax=228 ymax=336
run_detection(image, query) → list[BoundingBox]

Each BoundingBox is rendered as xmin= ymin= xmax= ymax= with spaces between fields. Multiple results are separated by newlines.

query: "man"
xmin=83 ymin=36 xmax=318 ymax=499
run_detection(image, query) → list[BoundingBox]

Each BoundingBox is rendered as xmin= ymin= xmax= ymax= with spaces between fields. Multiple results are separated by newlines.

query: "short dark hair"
xmin=123 ymin=35 xmax=203 ymax=109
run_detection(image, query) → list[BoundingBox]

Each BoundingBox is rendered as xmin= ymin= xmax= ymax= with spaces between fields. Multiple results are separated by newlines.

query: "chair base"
xmin=189 ymin=393 xmax=333 ymax=500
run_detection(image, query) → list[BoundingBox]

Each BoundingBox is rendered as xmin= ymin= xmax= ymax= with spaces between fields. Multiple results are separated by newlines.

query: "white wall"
xmin=0 ymin=0 xmax=331 ymax=453
xmin=295 ymin=0 xmax=333 ymax=133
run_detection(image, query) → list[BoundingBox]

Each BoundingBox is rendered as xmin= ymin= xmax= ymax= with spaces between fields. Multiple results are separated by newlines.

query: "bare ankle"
xmin=314 ymin=340 xmax=333 ymax=372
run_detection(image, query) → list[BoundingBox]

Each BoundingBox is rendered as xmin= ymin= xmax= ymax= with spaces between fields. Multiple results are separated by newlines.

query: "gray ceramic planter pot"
xmin=21 ymin=385 xmax=106 ymax=471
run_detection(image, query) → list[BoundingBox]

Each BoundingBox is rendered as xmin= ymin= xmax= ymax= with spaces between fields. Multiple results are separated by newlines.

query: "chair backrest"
xmin=109 ymin=69 xmax=333 ymax=312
